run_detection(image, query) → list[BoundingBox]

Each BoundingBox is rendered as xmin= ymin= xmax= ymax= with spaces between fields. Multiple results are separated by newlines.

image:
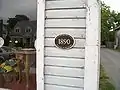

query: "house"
xmin=10 ymin=20 xmax=37 ymax=48
xmin=114 ymin=25 xmax=120 ymax=49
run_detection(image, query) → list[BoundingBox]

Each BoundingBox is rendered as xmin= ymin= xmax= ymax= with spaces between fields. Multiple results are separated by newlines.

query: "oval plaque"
xmin=55 ymin=34 xmax=75 ymax=49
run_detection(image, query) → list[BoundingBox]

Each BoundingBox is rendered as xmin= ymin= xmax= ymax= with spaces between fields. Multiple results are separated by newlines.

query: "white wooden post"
xmin=84 ymin=0 xmax=101 ymax=90
xmin=37 ymin=0 xmax=45 ymax=90
xmin=37 ymin=0 xmax=100 ymax=90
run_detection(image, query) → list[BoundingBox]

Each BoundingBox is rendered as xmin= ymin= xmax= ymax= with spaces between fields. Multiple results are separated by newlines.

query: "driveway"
xmin=101 ymin=48 xmax=120 ymax=90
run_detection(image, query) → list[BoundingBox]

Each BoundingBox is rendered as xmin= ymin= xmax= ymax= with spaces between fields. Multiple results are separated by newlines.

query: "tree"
xmin=101 ymin=2 xmax=120 ymax=44
xmin=7 ymin=18 xmax=18 ymax=30
xmin=15 ymin=15 xmax=29 ymax=21
xmin=101 ymin=2 xmax=111 ymax=44
xmin=4 ymin=35 xmax=10 ymax=46
xmin=7 ymin=15 xmax=29 ymax=30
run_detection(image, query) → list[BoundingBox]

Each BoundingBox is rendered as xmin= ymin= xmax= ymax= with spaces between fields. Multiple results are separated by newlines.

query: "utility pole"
xmin=0 ymin=19 xmax=3 ymax=37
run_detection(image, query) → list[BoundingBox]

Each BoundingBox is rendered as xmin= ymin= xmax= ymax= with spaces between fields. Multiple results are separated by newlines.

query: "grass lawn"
xmin=99 ymin=65 xmax=115 ymax=90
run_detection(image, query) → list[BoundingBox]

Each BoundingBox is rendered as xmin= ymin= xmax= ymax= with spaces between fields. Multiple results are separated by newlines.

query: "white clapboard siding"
xmin=44 ymin=0 xmax=87 ymax=90
xmin=45 ymin=75 xmax=84 ymax=87
xmin=45 ymin=84 xmax=83 ymax=90
xmin=46 ymin=0 xmax=86 ymax=9
xmin=45 ymin=29 xmax=86 ymax=38
xmin=45 ymin=38 xmax=85 ymax=48
xmin=45 ymin=47 xmax=85 ymax=58
xmin=46 ymin=9 xmax=86 ymax=18
xmin=45 ymin=57 xmax=84 ymax=68
xmin=45 ymin=19 xmax=86 ymax=28
xmin=45 ymin=66 xmax=84 ymax=78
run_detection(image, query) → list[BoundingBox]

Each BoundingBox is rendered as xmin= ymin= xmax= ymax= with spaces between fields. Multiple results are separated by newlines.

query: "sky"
xmin=102 ymin=0 xmax=120 ymax=12
xmin=0 ymin=0 xmax=37 ymax=21
xmin=0 ymin=0 xmax=119 ymax=21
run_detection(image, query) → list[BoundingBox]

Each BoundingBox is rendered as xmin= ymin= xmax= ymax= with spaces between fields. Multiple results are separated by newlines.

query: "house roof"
xmin=114 ymin=25 xmax=120 ymax=31
xmin=14 ymin=20 xmax=37 ymax=29
xmin=10 ymin=20 xmax=37 ymax=36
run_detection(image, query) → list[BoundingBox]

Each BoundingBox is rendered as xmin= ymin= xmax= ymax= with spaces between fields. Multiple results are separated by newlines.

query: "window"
xmin=25 ymin=27 xmax=32 ymax=32
xmin=15 ymin=27 xmax=21 ymax=32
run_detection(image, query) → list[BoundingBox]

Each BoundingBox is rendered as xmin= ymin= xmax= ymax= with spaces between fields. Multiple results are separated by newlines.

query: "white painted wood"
xmin=84 ymin=0 xmax=100 ymax=90
xmin=45 ymin=38 xmax=85 ymax=48
xmin=37 ymin=0 xmax=45 ymax=90
xmin=45 ymin=57 xmax=84 ymax=68
xmin=84 ymin=46 xmax=100 ymax=90
xmin=46 ymin=0 xmax=86 ymax=9
xmin=45 ymin=84 xmax=83 ymax=90
xmin=45 ymin=75 xmax=84 ymax=87
xmin=45 ymin=47 xmax=85 ymax=58
xmin=37 ymin=0 xmax=100 ymax=90
xmin=45 ymin=66 xmax=84 ymax=78
xmin=0 ymin=89 xmax=11 ymax=90
xmin=46 ymin=9 xmax=86 ymax=18
xmin=45 ymin=19 xmax=86 ymax=28
xmin=45 ymin=29 xmax=86 ymax=38
xmin=85 ymin=1 xmax=100 ymax=46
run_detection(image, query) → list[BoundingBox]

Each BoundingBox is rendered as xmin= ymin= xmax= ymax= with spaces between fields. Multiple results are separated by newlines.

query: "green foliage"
xmin=101 ymin=1 xmax=120 ymax=44
xmin=7 ymin=15 xmax=29 ymax=30
xmin=99 ymin=65 xmax=115 ymax=90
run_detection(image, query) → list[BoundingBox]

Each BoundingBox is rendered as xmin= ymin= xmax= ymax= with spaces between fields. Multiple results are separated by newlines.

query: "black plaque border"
xmin=54 ymin=34 xmax=75 ymax=50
